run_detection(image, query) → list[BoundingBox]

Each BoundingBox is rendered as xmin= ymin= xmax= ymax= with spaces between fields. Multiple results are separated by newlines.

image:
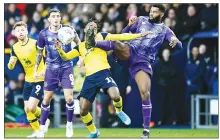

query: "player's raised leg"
xmin=134 ymin=70 xmax=152 ymax=138
xmin=107 ymin=86 xmax=131 ymax=125
xmin=79 ymin=97 xmax=100 ymax=138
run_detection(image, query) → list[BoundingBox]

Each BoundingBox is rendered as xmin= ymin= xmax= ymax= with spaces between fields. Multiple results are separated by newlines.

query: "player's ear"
xmin=47 ymin=17 xmax=51 ymax=23
xmin=25 ymin=28 xmax=28 ymax=35
xmin=160 ymin=13 xmax=164 ymax=18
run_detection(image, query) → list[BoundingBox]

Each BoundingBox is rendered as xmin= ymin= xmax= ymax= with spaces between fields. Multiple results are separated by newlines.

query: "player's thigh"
xmin=114 ymin=41 xmax=130 ymax=60
xmin=60 ymin=67 xmax=74 ymax=89
xmin=30 ymin=82 xmax=44 ymax=101
xmin=102 ymin=76 xmax=119 ymax=99
xmin=44 ymin=68 xmax=59 ymax=91
xmin=134 ymin=70 xmax=151 ymax=94
xmin=23 ymin=82 xmax=32 ymax=101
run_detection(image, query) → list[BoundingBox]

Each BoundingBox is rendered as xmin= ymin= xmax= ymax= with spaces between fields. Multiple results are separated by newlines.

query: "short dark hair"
xmin=48 ymin=8 xmax=60 ymax=17
xmin=152 ymin=4 xmax=166 ymax=13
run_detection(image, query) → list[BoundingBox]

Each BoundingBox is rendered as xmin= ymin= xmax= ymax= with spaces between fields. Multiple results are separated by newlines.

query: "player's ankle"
xmin=67 ymin=121 xmax=72 ymax=125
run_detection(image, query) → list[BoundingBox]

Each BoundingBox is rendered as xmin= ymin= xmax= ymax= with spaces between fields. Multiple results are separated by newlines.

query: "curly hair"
xmin=85 ymin=18 xmax=102 ymax=32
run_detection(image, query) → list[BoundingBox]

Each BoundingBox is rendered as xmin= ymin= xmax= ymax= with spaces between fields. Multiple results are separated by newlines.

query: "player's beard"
xmin=148 ymin=15 xmax=161 ymax=23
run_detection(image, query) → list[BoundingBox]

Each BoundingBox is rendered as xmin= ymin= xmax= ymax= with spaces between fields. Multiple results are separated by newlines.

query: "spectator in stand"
xmin=155 ymin=48 xmax=178 ymax=125
xmin=115 ymin=21 xmax=124 ymax=34
xmin=179 ymin=5 xmax=201 ymax=36
xmin=5 ymin=74 xmax=14 ymax=105
xmin=17 ymin=73 xmax=25 ymax=94
xmin=5 ymin=4 xmax=21 ymax=21
xmin=105 ymin=6 xmax=120 ymax=26
xmin=138 ymin=4 xmax=151 ymax=17
xmin=36 ymin=4 xmax=48 ymax=18
xmin=62 ymin=14 xmax=71 ymax=25
xmin=126 ymin=4 xmax=138 ymax=21
xmin=200 ymin=4 xmax=218 ymax=30
xmin=30 ymin=11 xmax=44 ymax=31
xmin=185 ymin=46 xmax=206 ymax=124
xmin=199 ymin=44 xmax=213 ymax=67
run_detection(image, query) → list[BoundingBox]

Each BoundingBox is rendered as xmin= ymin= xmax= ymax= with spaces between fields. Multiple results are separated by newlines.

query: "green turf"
xmin=5 ymin=128 xmax=218 ymax=138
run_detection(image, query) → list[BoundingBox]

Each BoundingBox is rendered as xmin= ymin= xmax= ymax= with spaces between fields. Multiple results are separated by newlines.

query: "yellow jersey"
xmin=10 ymin=38 xmax=46 ymax=82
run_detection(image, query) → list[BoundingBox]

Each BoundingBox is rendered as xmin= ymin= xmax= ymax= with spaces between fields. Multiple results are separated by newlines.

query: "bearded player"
xmin=89 ymin=4 xmax=182 ymax=138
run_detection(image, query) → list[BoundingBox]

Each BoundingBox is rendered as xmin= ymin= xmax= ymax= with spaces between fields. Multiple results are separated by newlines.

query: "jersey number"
xmin=35 ymin=85 xmax=41 ymax=94
xmin=69 ymin=74 xmax=74 ymax=86
xmin=105 ymin=77 xmax=116 ymax=84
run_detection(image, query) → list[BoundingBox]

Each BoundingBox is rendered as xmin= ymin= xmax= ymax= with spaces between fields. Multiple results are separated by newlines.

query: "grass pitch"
xmin=5 ymin=128 xmax=218 ymax=138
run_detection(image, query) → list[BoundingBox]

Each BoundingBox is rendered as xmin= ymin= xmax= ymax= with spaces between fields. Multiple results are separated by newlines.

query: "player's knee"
xmin=80 ymin=107 xmax=88 ymax=116
xmin=43 ymin=94 xmax=52 ymax=104
xmin=27 ymin=105 xmax=36 ymax=113
xmin=112 ymin=94 xmax=120 ymax=102
xmin=65 ymin=96 xmax=73 ymax=104
xmin=140 ymin=88 xmax=150 ymax=100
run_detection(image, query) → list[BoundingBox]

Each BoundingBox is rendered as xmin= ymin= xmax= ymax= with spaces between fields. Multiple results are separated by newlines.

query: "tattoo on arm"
xmin=35 ymin=49 xmax=43 ymax=71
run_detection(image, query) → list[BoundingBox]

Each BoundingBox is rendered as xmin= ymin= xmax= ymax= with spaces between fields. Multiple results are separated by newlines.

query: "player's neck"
xmin=19 ymin=36 xmax=29 ymax=46
xmin=49 ymin=24 xmax=61 ymax=33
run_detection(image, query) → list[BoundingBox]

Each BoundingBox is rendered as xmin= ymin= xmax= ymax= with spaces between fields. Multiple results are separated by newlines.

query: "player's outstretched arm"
xmin=106 ymin=32 xmax=152 ymax=41
xmin=54 ymin=40 xmax=80 ymax=60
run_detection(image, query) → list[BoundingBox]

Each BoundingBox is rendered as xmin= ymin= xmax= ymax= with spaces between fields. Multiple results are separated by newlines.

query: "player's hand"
xmin=169 ymin=36 xmax=179 ymax=48
xmin=33 ymin=72 xmax=39 ymax=79
xmin=77 ymin=56 xmax=84 ymax=67
xmin=126 ymin=85 xmax=132 ymax=94
xmin=9 ymin=57 xmax=17 ymax=65
xmin=140 ymin=31 xmax=153 ymax=37
xmin=54 ymin=39 xmax=62 ymax=50
xmin=129 ymin=16 xmax=137 ymax=26
xmin=38 ymin=70 xmax=45 ymax=79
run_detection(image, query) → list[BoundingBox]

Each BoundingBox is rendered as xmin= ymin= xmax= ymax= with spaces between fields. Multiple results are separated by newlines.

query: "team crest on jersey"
xmin=48 ymin=37 xmax=53 ymax=42
xmin=23 ymin=58 xmax=31 ymax=65
xmin=154 ymin=27 xmax=163 ymax=34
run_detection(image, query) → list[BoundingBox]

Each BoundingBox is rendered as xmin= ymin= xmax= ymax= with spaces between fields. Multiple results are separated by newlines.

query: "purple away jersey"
xmin=123 ymin=16 xmax=175 ymax=64
xmin=37 ymin=24 xmax=74 ymax=69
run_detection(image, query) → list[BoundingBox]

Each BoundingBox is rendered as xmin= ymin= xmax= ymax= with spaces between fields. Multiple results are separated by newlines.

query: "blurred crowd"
xmin=4 ymin=4 xmax=218 ymax=48
xmin=4 ymin=3 xmax=218 ymax=126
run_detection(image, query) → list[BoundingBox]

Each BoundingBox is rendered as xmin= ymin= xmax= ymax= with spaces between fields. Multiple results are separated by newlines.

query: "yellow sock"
xmin=26 ymin=112 xmax=40 ymax=131
xmin=81 ymin=113 xmax=96 ymax=133
xmin=33 ymin=107 xmax=41 ymax=118
xmin=113 ymin=96 xmax=123 ymax=113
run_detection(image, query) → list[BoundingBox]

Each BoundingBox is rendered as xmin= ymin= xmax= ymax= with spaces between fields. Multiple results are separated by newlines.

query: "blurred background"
xmin=4 ymin=3 xmax=218 ymax=130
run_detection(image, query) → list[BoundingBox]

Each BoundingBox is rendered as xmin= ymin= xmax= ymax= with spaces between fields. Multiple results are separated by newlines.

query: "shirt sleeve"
xmin=165 ymin=27 xmax=175 ymax=42
xmin=57 ymin=46 xmax=80 ymax=60
xmin=10 ymin=46 xmax=17 ymax=57
xmin=37 ymin=31 xmax=45 ymax=50
xmin=105 ymin=33 xmax=141 ymax=41
xmin=121 ymin=18 xmax=139 ymax=33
